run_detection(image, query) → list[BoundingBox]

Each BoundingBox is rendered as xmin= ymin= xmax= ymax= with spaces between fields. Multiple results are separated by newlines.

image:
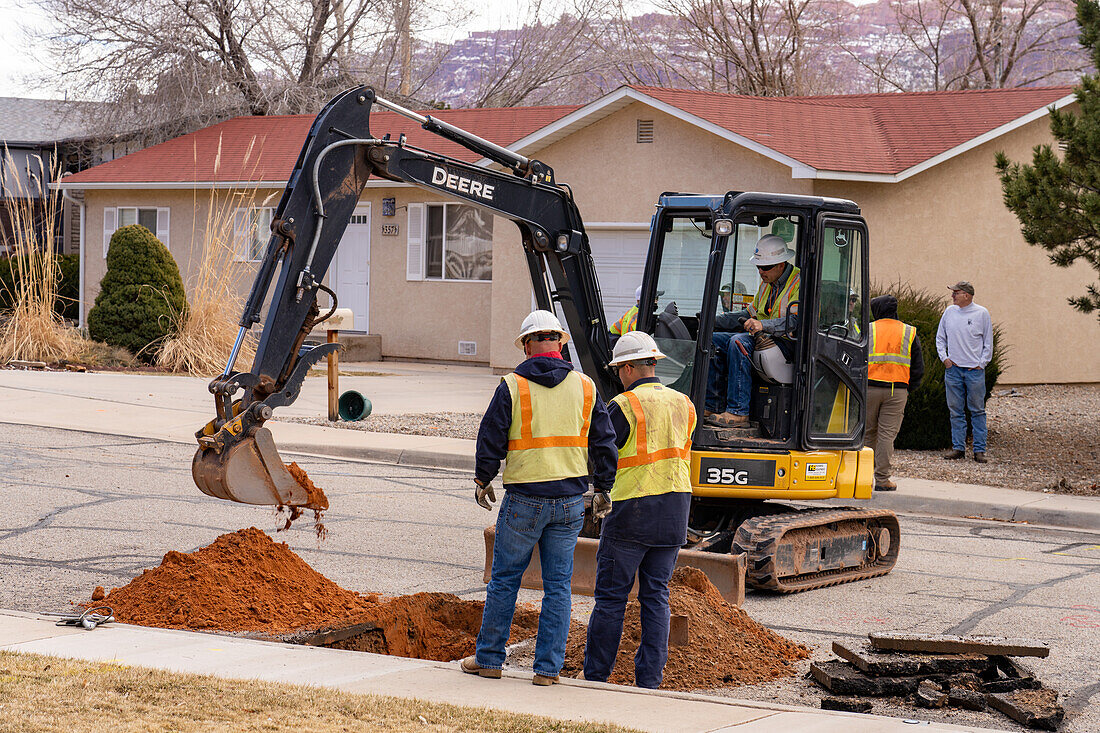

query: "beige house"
xmin=60 ymin=85 xmax=1096 ymax=384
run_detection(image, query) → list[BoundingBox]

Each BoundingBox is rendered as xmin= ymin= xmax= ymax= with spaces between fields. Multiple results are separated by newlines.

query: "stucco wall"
xmin=815 ymin=113 xmax=1100 ymax=384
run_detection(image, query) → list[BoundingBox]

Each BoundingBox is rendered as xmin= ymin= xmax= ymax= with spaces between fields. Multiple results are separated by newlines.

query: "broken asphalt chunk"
xmin=987 ymin=689 xmax=1064 ymax=731
xmin=868 ymin=632 xmax=1050 ymax=658
xmin=810 ymin=660 xmax=932 ymax=697
xmin=916 ymin=680 xmax=947 ymax=708
xmin=831 ymin=641 xmax=991 ymax=676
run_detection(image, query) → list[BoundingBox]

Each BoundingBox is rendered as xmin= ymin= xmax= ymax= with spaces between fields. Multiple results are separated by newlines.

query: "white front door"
xmin=335 ymin=204 xmax=371 ymax=331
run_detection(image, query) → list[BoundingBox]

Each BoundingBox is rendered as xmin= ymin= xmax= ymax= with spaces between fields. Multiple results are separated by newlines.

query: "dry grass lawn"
xmin=0 ymin=651 xmax=638 ymax=733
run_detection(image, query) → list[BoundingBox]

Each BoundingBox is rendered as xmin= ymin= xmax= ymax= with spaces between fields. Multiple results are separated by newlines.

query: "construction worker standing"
xmin=463 ymin=310 xmax=617 ymax=685
xmin=583 ymin=331 xmax=697 ymax=689
xmin=866 ymin=295 xmax=924 ymax=491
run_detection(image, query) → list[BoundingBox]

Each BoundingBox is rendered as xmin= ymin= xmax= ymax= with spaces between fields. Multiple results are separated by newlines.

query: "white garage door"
xmin=587 ymin=228 xmax=651 ymax=327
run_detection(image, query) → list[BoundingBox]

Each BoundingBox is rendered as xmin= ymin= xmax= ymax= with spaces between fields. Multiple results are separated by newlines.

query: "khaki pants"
xmin=866 ymin=385 xmax=908 ymax=484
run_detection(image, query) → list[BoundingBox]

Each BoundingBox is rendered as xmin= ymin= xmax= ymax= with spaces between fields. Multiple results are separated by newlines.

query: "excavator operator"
xmin=705 ymin=235 xmax=800 ymax=427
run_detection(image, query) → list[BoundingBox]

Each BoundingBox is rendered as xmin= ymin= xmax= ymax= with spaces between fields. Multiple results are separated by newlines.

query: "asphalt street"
xmin=2 ymin=423 xmax=1098 ymax=732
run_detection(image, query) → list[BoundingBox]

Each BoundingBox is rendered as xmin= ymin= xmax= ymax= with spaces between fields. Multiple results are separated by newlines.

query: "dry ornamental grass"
xmin=156 ymin=136 xmax=264 ymax=376
xmin=0 ymin=150 xmax=84 ymax=364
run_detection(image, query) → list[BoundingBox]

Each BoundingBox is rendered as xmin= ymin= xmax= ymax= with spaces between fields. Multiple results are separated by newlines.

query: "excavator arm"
xmin=193 ymin=87 xmax=613 ymax=506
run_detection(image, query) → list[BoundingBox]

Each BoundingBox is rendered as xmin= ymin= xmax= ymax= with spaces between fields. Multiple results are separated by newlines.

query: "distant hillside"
xmin=412 ymin=0 xmax=1086 ymax=108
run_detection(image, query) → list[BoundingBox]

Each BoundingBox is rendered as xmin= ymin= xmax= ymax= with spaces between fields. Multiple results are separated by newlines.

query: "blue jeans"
xmin=476 ymin=491 xmax=584 ymax=677
xmin=583 ymin=537 xmax=679 ymax=689
xmin=706 ymin=331 xmax=754 ymax=415
xmin=944 ymin=365 xmax=987 ymax=452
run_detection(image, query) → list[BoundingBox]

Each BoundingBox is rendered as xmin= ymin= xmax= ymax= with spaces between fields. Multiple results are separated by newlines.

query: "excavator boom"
xmin=193 ymin=87 xmax=613 ymax=506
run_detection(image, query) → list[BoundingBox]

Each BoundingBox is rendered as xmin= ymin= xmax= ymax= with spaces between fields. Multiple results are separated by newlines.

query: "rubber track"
xmin=731 ymin=507 xmax=901 ymax=593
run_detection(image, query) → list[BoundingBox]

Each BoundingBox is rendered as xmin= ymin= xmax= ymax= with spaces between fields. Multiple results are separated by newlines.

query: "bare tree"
xmin=652 ymin=0 xmax=842 ymax=95
xmin=32 ymin=0 xmax=469 ymax=137
xmin=421 ymin=0 xmax=614 ymax=108
xmin=844 ymin=0 xmax=1086 ymax=92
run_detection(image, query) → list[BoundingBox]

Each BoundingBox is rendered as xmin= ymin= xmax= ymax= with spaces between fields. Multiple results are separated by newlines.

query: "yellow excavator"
xmin=193 ymin=87 xmax=899 ymax=594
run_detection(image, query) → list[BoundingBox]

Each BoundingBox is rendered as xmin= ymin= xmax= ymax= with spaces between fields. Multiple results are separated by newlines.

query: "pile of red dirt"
xmin=86 ymin=528 xmax=539 ymax=661
xmin=562 ymin=567 xmax=810 ymax=690
xmin=89 ymin=528 xmax=373 ymax=633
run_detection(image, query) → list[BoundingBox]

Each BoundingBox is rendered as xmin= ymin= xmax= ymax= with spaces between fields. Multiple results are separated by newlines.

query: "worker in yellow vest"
xmin=462 ymin=310 xmax=617 ymax=685
xmin=866 ymin=295 xmax=925 ymax=491
xmin=583 ymin=331 xmax=697 ymax=689
xmin=609 ymin=286 xmax=642 ymax=341
xmin=706 ymin=235 xmax=800 ymax=427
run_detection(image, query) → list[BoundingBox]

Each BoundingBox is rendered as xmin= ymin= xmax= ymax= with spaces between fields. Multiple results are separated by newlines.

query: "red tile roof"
xmin=64 ymin=86 xmax=1075 ymax=184
xmin=63 ymin=104 xmax=581 ymax=185
xmin=632 ymin=85 xmax=1075 ymax=174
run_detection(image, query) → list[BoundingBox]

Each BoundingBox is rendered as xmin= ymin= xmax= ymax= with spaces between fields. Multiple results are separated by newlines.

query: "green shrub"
xmin=88 ymin=225 xmax=187 ymax=362
xmin=871 ymin=283 xmax=1007 ymax=450
xmin=0 ymin=253 xmax=79 ymax=321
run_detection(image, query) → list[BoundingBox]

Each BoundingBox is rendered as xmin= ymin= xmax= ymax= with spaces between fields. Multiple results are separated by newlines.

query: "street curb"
xmin=829 ymin=492 xmax=1100 ymax=531
xmin=278 ymin=441 xmax=476 ymax=472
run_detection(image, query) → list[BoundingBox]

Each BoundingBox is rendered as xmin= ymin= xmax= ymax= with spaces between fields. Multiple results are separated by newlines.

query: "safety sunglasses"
xmin=756 ymin=262 xmax=782 ymax=272
xmin=526 ymin=332 xmax=561 ymax=343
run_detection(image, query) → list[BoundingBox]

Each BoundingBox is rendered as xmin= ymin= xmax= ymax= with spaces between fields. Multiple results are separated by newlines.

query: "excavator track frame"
xmin=732 ymin=506 xmax=900 ymax=593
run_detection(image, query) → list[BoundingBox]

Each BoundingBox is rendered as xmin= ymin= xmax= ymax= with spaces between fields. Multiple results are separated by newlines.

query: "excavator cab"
xmin=639 ymin=192 xmax=869 ymax=454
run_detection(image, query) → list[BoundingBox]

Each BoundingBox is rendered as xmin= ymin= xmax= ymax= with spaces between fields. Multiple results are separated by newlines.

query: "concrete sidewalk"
xmin=0 ymin=365 xmax=1096 ymax=530
xmin=0 ymin=610 xmax=1001 ymax=732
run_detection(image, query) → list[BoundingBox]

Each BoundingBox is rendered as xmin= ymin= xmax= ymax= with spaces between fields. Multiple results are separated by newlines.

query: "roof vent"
xmin=636 ymin=119 xmax=654 ymax=144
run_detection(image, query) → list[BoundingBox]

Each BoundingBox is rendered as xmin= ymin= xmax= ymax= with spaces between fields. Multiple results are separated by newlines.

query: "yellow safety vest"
xmin=502 ymin=370 xmax=596 ymax=484
xmin=752 ymin=266 xmax=800 ymax=322
xmin=610 ymin=382 xmax=697 ymax=502
xmin=869 ymin=319 xmax=916 ymax=383
xmin=610 ymin=305 xmax=639 ymax=336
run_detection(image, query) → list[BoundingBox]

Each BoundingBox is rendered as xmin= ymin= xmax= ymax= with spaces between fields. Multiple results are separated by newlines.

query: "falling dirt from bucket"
xmin=562 ymin=566 xmax=810 ymax=690
xmin=277 ymin=462 xmax=328 ymax=539
xmin=85 ymin=527 xmax=539 ymax=661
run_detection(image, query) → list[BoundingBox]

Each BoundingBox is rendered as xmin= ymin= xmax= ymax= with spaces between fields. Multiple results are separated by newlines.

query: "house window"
xmin=118 ymin=207 xmax=158 ymax=232
xmin=234 ymin=207 xmax=274 ymax=262
xmin=103 ymin=206 xmax=170 ymax=256
xmin=424 ymin=203 xmax=492 ymax=281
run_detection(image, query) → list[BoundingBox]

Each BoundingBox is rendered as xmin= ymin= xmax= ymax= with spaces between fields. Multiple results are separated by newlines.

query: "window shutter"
xmin=156 ymin=208 xmax=170 ymax=248
xmin=406 ymin=202 xmax=425 ymax=281
xmin=232 ymin=209 xmax=249 ymax=261
xmin=102 ymin=207 xmax=116 ymax=258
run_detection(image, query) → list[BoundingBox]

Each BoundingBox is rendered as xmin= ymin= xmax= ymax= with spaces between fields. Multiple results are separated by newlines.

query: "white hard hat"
xmin=634 ymin=285 xmax=642 ymax=301
xmin=515 ymin=309 xmax=570 ymax=349
xmin=608 ymin=331 xmax=666 ymax=366
xmin=749 ymin=235 xmax=794 ymax=267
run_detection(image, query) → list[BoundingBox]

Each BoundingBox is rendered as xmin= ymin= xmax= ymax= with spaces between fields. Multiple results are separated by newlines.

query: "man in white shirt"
xmin=935 ymin=281 xmax=993 ymax=463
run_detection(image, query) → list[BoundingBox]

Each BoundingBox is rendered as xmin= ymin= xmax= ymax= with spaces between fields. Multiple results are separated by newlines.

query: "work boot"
xmin=943 ymin=449 xmax=966 ymax=460
xmin=973 ymin=452 xmax=988 ymax=463
xmin=875 ymin=479 xmax=897 ymax=491
xmin=532 ymin=673 xmax=559 ymax=686
xmin=711 ymin=412 xmax=749 ymax=427
xmin=460 ymin=656 xmax=502 ymax=679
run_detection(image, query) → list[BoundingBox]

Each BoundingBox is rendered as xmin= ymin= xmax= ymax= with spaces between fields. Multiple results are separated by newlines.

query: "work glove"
xmin=474 ymin=478 xmax=497 ymax=511
xmin=592 ymin=491 xmax=612 ymax=520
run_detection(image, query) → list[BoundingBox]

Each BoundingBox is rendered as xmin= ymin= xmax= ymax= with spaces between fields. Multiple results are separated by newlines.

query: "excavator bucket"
xmin=192 ymin=427 xmax=309 ymax=506
xmin=483 ymin=527 xmax=747 ymax=606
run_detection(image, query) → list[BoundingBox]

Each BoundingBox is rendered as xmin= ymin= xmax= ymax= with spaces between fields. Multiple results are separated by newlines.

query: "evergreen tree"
xmin=995 ymin=0 xmax=1100 ymax=323
xmin=88 ymin=225 xmax=187 ymax=361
